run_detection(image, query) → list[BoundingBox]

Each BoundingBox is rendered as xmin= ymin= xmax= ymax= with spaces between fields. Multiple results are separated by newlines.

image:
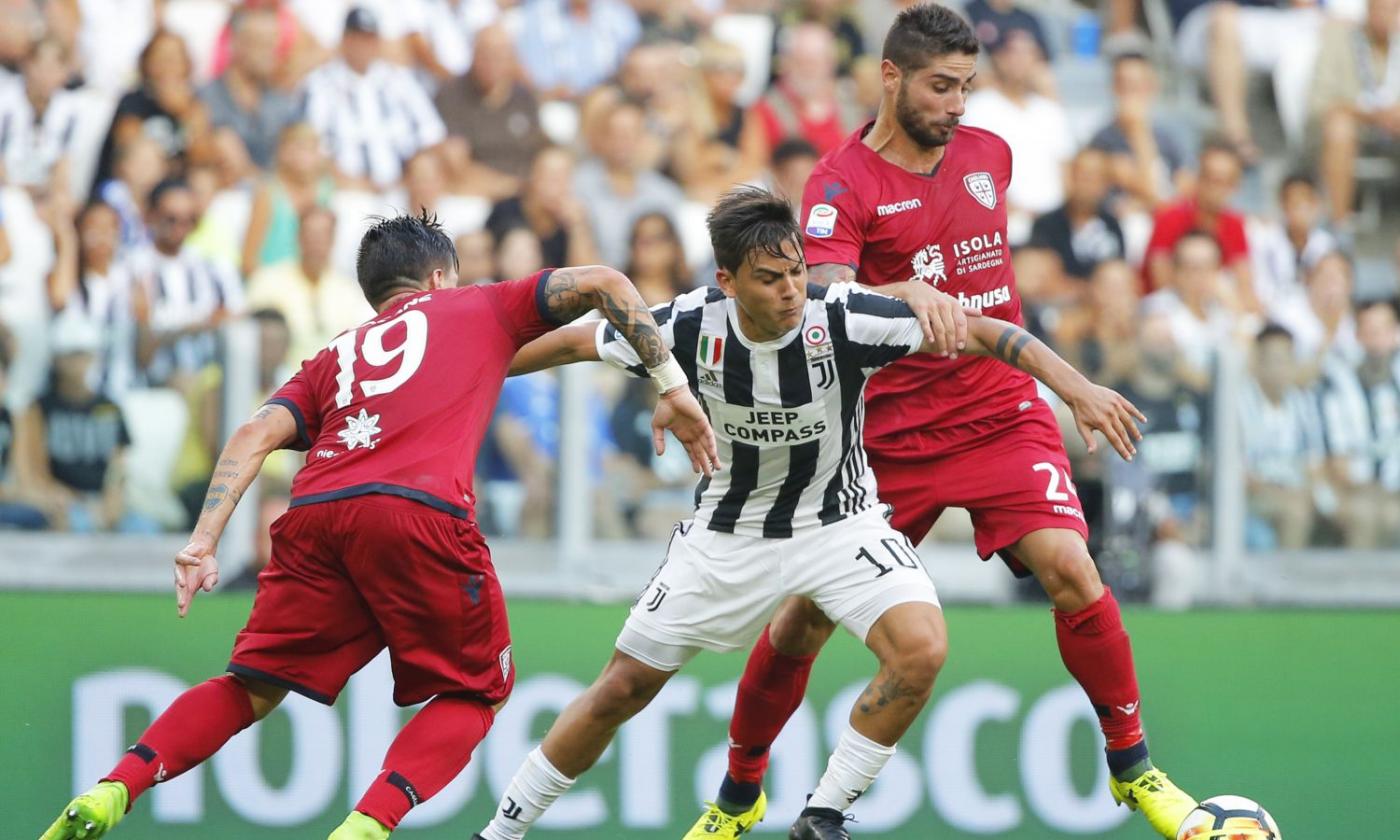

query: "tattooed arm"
xmin=174 ymin=403 xmax=297 ymax=617
xmin=538 ymin=266 xmax=669 ymax=371
xmin=807 ymin=263 xmax=858 ymax=288
xmin=963 ymin=318 xmax=1147 ymax=461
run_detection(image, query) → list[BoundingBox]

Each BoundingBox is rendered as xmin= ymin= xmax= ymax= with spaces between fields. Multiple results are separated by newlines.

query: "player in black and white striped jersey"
xmin=471 ymin=187 xmax=1143 ymax=840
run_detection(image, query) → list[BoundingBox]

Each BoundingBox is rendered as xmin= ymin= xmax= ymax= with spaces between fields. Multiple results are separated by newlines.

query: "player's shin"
xmin=719 ymin=627 xmax=816 ymax=814
xmin=103 ymin=674 xmax=257 ymax=804
xmin=476 ymin=747 xmax=577 ymax=840
xmin=351 ymin=695 xmax=494 ymax=833
xmin=1053 ymin=586 xmax=1151 ymax=778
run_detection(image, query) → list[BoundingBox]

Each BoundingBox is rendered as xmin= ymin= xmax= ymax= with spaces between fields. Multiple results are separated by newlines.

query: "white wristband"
xmin=647 ymin=355 xmax=689 ymax=395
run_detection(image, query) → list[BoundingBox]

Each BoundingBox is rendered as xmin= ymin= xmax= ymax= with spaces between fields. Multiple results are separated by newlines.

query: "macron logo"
xmin=877 ymin=198 xmax=922 ymax=217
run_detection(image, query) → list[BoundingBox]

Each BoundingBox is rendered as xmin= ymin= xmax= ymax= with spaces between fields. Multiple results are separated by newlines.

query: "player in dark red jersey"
xmin=691 ymin=6 xmax=1199 ymax=840
xmin=38 ymin=212 xmax=718 ymax=840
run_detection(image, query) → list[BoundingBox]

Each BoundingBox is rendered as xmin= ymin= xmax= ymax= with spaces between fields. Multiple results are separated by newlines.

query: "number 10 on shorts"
xmin=856 ymin=537 xmax=922 ymax=578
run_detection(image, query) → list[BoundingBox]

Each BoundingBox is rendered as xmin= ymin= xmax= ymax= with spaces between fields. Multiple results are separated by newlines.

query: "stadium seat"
xmin=119 ymin=388 xmax=191 ymax=530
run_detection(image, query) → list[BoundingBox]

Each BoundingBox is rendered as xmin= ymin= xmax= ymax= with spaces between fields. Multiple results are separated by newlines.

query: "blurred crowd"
xmin=0 ymin=0 xmax=1396 ymax=574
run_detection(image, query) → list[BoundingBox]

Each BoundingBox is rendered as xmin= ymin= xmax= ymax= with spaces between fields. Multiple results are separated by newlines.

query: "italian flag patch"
xmin=698 ymin=334 xmax=725 ymax=367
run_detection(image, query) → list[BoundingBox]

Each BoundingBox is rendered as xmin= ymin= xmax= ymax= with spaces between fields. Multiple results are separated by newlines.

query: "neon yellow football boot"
xmin=328 ymin=811 xmax=392 ymax=840
xmin=681 ymin=790 xmax=768 ymax=839
xmin=1110 ymin=767 xmax=1198 ymax=838
xmin=38 ymin=781 xmax=129 ymax=840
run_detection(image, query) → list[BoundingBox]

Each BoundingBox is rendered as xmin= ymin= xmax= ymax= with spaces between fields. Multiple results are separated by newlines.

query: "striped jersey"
xmin=596 ymin=282 xmax=925 ymax=538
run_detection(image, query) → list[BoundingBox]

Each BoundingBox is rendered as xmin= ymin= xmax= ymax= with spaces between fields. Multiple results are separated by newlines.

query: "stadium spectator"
xmin=1142 ymin=231 xmax=1238 ymax=390
xmin=625 ymin=213 xmax=695 ymax=306
xmin=1318 ymin=299 xmax=1400 ymax=548
xmin=130 ymin=178 xmax=244 ymax=389
xmin=200 ymin=5 xmax=305 ymax=171
xmin=1025 ymin=147 xmax=1127 ymax=291
xmin=606 ymin=376 xmax=704 ymax=538
xmin=750 ymin=23 xmax=863 ymax=157
xmin=1089 ymin=52 xmax=1191 ymax=211
xmin=246 ymin=207 xmax=370 ymax=364
xmin=486 ymin=146 xmax=599 ymax=269
xmin=95 ymin=135 xmax=166 ymax=255
xmin=962 ymin=28 xmax=1074 ymax=242
xmin=1058 ymin=260 xmax=1145 ymax=388
xmin=434 ymin=24 xmax=547 ymax=184
xmin=454 ymin=229 xmax=495 ymax=286
xmin=1250 ymin=173 xmax=1338 ymax=327
xmin=770 ymin=137 xmax=820 ymax=217
xmin=1105 ymin=311 xmax=1210 ymax=608
xmin=12 ymin=316 xmax=149 ymax=533
xmin=171 ymin=308 xmax=295 ymax=527
xmin=513 ymin=0 xmax=642 ymax=100
xmin=399 ymin=148 xmax=489 ymax=239
xmin=44 ymin=200 xmax=139 ymax=399
xmin=1141 ymin=140 xmax=1254 ymax=311
xmin=0 ymin=332 xmax=49 ymax=530
xmin=1280 ymin=251 xmax=1363 ymax=377
xmin=1175 ymin=0 xmax=1323 ymax=163
xmin=674 ymin=39 xmax=769 ymax=190
xmin=493 ymin=226 xmax=547 ymax=283
xmin=962 ymin=0 xmax=1057 ymax=97
xmin=304 ymin=7 xmax=446 ymax=188
xmin=615 ymin=43 xmax=696 ymax=171
xmin=0 ymin=36 xmax=89 ymax=195
xmin=1240 ymin=324 xmax=1324 ymax=549
xmin=772 ymin=0 xmax=868 ymax=78
xmin=1309 ymin=0 xmax=1400 ymax=227
xmin=573 ymin=99 xmax=685 ymax=268
xmin=92 ymin=29 xmax=211 ymax=190
xmin=240 ymin=122 xmax=332 ymax=279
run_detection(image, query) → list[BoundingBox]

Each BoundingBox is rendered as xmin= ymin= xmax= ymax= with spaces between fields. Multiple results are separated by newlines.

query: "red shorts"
xmin=867 ymin=400 xmax=1089 ymax=577
xmin=228 ymin=494 xmax=514 ymax=707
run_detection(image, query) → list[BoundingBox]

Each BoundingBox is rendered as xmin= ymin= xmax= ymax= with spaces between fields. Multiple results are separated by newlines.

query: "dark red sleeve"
xmin=800 ymin=166 xmax=869 ymax=270
xmin=265 ymin=366 xmax=321 ymax=451
xmin=1140 ymin=206 xmax=1185 ymax=287
xmin=483 ymin=269 xmax=561 ymax=348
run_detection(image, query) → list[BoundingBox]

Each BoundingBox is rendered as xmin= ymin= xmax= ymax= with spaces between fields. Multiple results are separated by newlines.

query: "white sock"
xmin=478 ymin=747 xmax=576 ymax=840
xmin=806 ymin=725 xmax=897 ymax=812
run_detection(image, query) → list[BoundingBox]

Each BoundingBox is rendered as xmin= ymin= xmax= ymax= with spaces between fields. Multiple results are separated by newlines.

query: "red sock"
xmin=1054 ymin=586 xmax=1144 ymax=750
xmin=726 ymin=626 xmax=816 ymax=784
xmin=354 ymin=695 xmax=495 ymax=830
xmin=103 ymin=675 xmax=255 ymax=805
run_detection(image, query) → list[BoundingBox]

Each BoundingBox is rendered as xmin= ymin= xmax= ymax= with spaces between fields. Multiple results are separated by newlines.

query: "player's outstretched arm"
xmin=174 ymin=403 xmax=297 ymax=618
xmin=812 ymin=262 xmax=973 ymax=358
xmin=509 ymin=323 xmax=601 ymax=376
xmin=537 ymin=266 xmax=720 ymax=475
xmin=963 ymin=318 xmax=1147 ymax=461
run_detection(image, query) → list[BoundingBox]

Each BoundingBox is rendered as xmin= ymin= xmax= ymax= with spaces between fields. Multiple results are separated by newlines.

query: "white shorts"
xmin=616 ymin=506 xmax=942 ymax=672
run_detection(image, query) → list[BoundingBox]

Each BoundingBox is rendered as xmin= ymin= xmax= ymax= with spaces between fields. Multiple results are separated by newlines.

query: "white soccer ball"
xmin=1176 ymin=795 xmax=1281 ymax=840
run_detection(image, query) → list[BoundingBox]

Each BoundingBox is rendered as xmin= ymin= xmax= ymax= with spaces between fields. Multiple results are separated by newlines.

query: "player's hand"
xmin=1066 ymin=383 xmax=1146 ymax=461
xmin=652 ymin=388 xmax=721 ymax=477
xmin=888 ymin=281 xmax=978 ymax=358
xmin=174 ymin=536 xmax=220 ymax=618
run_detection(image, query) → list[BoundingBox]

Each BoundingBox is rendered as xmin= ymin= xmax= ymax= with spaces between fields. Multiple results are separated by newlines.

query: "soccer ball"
xmin=1176 ymin=795 xmax=1280 ymax=840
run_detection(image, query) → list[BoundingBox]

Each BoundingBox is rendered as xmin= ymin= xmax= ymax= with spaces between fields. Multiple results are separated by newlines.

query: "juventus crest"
xmin=805 ymin=324 xmax=836 ymax=390
xmin=963 ymin=171 xmax=997 ymax=209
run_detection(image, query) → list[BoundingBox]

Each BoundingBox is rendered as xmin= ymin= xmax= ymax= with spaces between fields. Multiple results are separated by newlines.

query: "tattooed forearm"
xmin=201 ymin=482 xmax=242 ymax=513
xmin=543 ymin=267 xmax=669 ymax=369
xmin=251 ymin=405 xmax=276 ymax=421
xmin=992 ymin=325 xmax=1037 ymax=369
xmin=808 ymin=263 xmax=857 ymax=288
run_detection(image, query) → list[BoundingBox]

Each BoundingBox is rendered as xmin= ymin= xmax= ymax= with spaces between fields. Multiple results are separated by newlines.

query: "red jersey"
xmin=1141 ymin=199 xmax=1249 ymax=291
xmin=266 ymin=272 xmax=557 ymax=519
xmin=801 ymin=123 xmax=1038 ymax=453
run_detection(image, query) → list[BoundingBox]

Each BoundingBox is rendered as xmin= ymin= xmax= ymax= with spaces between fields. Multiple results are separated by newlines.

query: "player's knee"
xmin=589 ymin=660 xmax=666 ymax=722
xmin=229 ymin=674 xmax=288 ymax=721
xmin=887 ymin=631 xmax=946 ymax=698
xmin=1034 ymin=542 xmax=1103 ymax=609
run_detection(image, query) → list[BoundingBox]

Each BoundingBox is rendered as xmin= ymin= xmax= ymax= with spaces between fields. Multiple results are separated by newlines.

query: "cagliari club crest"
xmin=963 ymin=171 xmax=997 ymax=209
